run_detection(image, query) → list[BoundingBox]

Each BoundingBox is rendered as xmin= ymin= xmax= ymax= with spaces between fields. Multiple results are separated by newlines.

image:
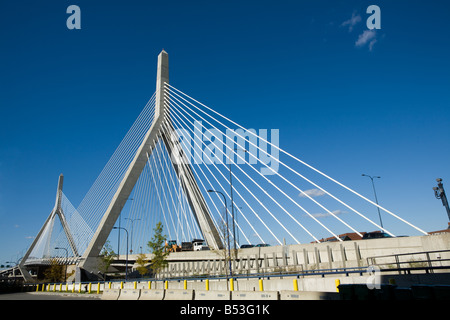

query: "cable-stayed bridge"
xmin=15 ymin=50 xmax=447 ymax=283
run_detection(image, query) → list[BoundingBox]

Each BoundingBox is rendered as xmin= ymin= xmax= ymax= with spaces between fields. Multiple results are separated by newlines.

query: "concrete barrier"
xmin=164 ymin=289 xmax=194 ymax=300
xmin=231 ymin=291 xmax=279 ymax=300
xmin=102 ymin=288 xmax=121 ymax=300
xmin=280 ymin=290 xmax=339 ymax=300
xmin=195 ymin=290 xmax=231 ymax=300
xmin=118 ymin=289 xmax=141 ymax=300
xmin=139 ymin=289 xmax=165 ymax=300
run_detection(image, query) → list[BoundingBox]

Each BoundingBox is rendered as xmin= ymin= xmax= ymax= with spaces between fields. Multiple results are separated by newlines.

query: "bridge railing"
xmin=366 ymin=249 xmax=450 ymax=274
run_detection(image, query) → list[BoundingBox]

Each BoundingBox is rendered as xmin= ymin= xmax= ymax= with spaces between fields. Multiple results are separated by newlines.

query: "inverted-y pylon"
xmin=19 ymin=174 xmax=79 ymax=281
xmin=79 ymin=50 xmax=223 ymax=277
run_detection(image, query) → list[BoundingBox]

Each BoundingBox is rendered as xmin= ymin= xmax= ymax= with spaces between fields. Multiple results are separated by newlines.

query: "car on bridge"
xmin=362 ymin=231 xmax=392 ymax=239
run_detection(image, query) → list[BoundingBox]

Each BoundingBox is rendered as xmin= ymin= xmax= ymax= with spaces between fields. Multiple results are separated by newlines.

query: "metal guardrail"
xmin=111 ymin=266 xmax=377 ymax=285
xmin=140 ymin=250 xmax=450 ymax=283
xmin=366 ymin=249 xmax=450 ymax=275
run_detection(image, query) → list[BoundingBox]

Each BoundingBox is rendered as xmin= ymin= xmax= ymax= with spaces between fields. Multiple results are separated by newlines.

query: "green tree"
xmin=44 ymin=258 xmax=64 ymax=282
xmin=98 ymin=241 xmax=116 ymax=279
xmin=135 ymin=253 xmax=150 ymax=277
xmin=147 ymin=222 xmax=169 ymax=279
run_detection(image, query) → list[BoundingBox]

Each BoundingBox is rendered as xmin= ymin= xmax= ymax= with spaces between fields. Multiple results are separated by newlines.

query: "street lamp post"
xmin=362 ymin=174 xmax=384 ymax=229
xmin=113 ymin=226 xmax=129 ymax=280
xmin=207 ymin=189 xmax=232 ymax=278
xmin=118 ymin=198 xmax=134 ymax=257
xmin=125 ymin=218 xmax=141 ymax=254
xmin=228 ymin=148 xmax=247 ymax=253
xmin=433 ymin=178 xmax=450 ymax=223
xmin=55 ymin=247 xmax=68 ymax=282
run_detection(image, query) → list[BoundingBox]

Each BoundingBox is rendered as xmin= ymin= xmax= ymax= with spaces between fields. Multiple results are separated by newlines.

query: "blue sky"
xmin=1 ymin=0 xmax=449 ymax=264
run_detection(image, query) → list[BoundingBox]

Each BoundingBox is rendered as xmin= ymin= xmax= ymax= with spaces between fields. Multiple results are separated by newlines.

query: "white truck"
xmin=193 ymin=239 xmax=209 ymax=251
xmin=182 ymin=239 xmax=209 ymax=251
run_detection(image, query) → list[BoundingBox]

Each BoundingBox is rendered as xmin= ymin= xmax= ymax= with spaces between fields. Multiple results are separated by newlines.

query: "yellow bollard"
xmin=53 ymin=284 xmax=56 ymax=292
xmin=78 ymin=283 xmax=82 ymax=293
xmin=229 ymin=278 xmax=234 ymax=291
xmin=42 ymin=284 xmax=45 ymax=292
xmin=120 ymin=281 xmax=124 ymax=289
xmin=134 ymin=281 xmax=137 ymax=290
xmin=36 ymin=284 xmax=40 ymax=292
xmin=108 ymin=282 xmax=112 ymax=289
xmin=259 ymin=279 xmax=264 ymax=292
xmin=165 ymin=280 xmax=168 ymax=289
xmin=335 ymin=279 xmax=340 ymax=293
xmin=293 ymin=279 xmax=298 ymax=291
xmin=183 ymin=280 xmax=187 ymax=290
xmin=59 ymin=283 xmax=62 ymax=292
xmin=205 ymin=279 xmax=209 ymax=291
xmin=97 ymin=282 xmax=100 ymax=294
xmin=88 ymin=283 xmax=92 ymax=294
xmin=148 ymin=281 xmax=151 ymax=290
xmin=72 ymin=284 xmax=75 ymax=293
xmin=65 ymin=283 xmax=68 ymax=292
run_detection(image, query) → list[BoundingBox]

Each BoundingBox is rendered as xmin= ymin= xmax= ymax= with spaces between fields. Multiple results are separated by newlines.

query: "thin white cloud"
xmin=299 ymin=188 xmax=326 ymax=198
xmin=355 ymin=30 xmax=377 ymax=51
xmin=341 ymin=12 xmax=362 ymax=32
xmin=311 ymin=210 xmax=346 ymax=218
xmin=368 ymin=38 xmax=377 ymax=51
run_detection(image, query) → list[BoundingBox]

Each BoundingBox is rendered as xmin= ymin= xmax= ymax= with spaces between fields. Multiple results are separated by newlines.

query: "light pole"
xmin=55 ymin=247 xmax=68 ymax=282
xmin=207 ymin=189 xmax=232 ymax=278
xmin=228 ymin=148 xmax=247 ymax=252
xmin=433 ymin=178 xmax=450 ymax=223
xmin=362 ymin=174 xmax=384 ymax=229
xmin=113 ymin=226 xmax=129 ymax=280
xmin=118 ymin=198 xmax=134 ymax=257
xmin=125 ymin=218 xmax=141 ymax=254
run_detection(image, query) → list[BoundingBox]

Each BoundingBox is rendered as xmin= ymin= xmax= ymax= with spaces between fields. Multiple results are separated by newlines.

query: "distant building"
xmin=315 ymin=224 xmax=450 ymax=242
xmin=428 ymin=223 xmax=450 ymax=235
xmin=316 ymin=232 xmax=367 ymax=243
